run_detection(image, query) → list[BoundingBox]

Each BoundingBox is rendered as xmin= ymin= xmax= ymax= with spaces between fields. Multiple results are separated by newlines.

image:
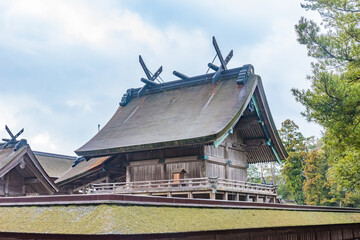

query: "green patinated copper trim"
xmin=212 ymin=75 xmax=258 ymax=149
xmin=251 ymin=95 xmax=282 ymax=164
xmin=213 ymin=129 xmax=233 ymax=148
xmin=197 ymin=155 xmax=209 ymax=160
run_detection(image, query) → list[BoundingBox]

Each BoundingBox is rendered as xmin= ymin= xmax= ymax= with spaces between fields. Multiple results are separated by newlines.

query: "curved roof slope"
xmin=76 ymin=66 xmax=287 ymax=161
xmin=33 ymin=151 xmax=75 ymax=179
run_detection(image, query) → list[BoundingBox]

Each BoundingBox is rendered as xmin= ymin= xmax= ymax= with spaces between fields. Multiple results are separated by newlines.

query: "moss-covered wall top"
xmin=0 ymin=204 xmax=360 ymax=235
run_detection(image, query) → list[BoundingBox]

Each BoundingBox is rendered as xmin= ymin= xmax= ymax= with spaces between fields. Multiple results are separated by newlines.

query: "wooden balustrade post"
xmin=223 ymin=192 xmax=228 ymax=200
xmin=188 ymin=192 xmax=193 ymax=199
xmin=209 ymin=191 xmax=216 ymax=200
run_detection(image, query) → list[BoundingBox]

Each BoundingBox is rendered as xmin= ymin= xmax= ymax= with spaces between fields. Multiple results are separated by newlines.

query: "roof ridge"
xmin=33 ymin=151 xmax=77 ymax=160
xmin=120 ymin=65 xmax=253 ymax=107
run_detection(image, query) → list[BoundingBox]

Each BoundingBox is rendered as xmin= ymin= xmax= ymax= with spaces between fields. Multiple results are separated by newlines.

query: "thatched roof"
xmin=75 ymin=66 xmax=287 ymax=163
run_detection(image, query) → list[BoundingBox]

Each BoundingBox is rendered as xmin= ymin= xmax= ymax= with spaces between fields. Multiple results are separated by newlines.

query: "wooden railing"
xmin=89 ymin=177 xmax=210 ymax=193
xmin=216 ymin=178 xmax=276 ymax=193
xmin=88 ymin=177 xmax=277 ymax=195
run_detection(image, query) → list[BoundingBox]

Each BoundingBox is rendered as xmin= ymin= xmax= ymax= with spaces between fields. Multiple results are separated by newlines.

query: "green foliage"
xmin=294 ymin=0 xmax=360 ymax=207
xmin=303 ymin=150 xmax=336 ymax=206
xmin=279 ymin=120 xmax=309 ymax=204
xmin=277 ymin=172 xmax=291 ymax=200
xmin=247 ymin=164 xmax=262 ymax=184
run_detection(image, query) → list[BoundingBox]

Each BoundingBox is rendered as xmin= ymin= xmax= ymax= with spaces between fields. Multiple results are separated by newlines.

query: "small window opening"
xmin=172 ymin=168 xmax=187 ymax=183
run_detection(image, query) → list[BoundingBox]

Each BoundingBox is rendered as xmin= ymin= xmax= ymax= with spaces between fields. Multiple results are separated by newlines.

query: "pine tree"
xmin=293 ymin=0 xmax=360 ymax=206
xmin=279 ymin=120 xmax=308 ymax=204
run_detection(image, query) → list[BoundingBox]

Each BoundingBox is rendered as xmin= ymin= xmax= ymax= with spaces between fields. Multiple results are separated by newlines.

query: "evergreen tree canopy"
xmin=294 ymin=0 xmax=360 ymax=205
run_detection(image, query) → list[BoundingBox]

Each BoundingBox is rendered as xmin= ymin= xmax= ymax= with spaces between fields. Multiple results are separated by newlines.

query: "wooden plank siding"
xmin=129 ymin=157 xmax=205 ymax=182
xmin=204 ymin=121 xmax=248 ymax=182
xmin=128 ymin=121 xmax=249 ymax=183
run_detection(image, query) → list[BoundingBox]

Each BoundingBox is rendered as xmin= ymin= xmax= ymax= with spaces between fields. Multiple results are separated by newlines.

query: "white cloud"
xmin=0 ymin=0 xmax=325 ymax=155
xmin=0 ymin=0 xmax=208 ymax=54
xmin=66 ymin=99 xmax=93 ymax=112
xmin=0 ymin=94 xmax=61 ymax=152
xmin=31 ymin=131 xmax=57 ymax=151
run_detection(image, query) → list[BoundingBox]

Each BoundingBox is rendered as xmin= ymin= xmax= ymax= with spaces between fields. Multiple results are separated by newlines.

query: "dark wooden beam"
xmin=24 ymin=178 xmax=40 ymax=184
xmin=244 ymin=138 xmax=267 ymax=146
xmin=238 ymin=116 xmax=260 ymax=126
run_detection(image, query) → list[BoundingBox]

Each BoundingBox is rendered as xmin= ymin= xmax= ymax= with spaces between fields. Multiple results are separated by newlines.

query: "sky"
xmin=0 ymin=0 xmax=323 ymax=156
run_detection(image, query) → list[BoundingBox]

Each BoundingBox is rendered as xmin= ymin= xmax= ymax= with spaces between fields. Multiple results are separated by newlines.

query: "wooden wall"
xmin=129 ymin=156 xmax=205 ymax=181
xmin=126 ymin=122 xmax=250 ymax=182
xmin=204 ymin=123 xmax=248 ymax=181
xmin=0 ymin=169 xmax=24 ymax=197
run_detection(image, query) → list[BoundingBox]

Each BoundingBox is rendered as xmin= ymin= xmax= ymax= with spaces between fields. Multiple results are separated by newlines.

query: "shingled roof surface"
xmin=55 ymin=156 xmax=110 ymax=184
xmin=34 ymin=151 xmax=75 ymax=179
xmin=0 ymin=145 xmax=27 ymax=172
xmin=76 ymin=67 xmax=286 ymax=160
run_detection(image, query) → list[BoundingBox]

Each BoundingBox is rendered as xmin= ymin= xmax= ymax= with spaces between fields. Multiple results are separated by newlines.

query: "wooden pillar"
xmin=126 ymin=166 xmax=131 ymax=183
xmin=246 ymin=194 xmax=250 ymax=202
xmin=209 ymin=192 xmax=216 ymax=200
xmin=161 ymin=164 xmax=166 ymax=180
xmin=4 ymin=174 xmax=9 ymax=197
xmin=200 ymin=160 xmax=206 ymax=178
xmin=224 ymin=146 xmax=229 ymax=179
xmin=236 ymin=193 xmax=240 ymax=201
xmin=223 ymin=192 xmax=228 ymax=200
xmin=167 ymin=192 xmax=171 ymax=197
xmin=225 ymin=164 xmax=229 ymax=179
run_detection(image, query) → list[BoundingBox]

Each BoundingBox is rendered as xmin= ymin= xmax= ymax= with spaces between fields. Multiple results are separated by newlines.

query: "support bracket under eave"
xmin=251 ymin=96 xmax=282 ymax=164
xmin=213 ymin=128 xmax=233 ymax=149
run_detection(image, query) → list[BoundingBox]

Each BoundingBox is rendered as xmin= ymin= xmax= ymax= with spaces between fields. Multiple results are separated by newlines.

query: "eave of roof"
xmin=55 ymin=156 xmax=110 ymax=185
xmin=252 ymin=80 xmax=288 ymax=160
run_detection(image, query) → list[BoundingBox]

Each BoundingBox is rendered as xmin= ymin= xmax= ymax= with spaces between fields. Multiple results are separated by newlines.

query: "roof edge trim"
xmin=251 ymin=95 xmax=282 ymax=164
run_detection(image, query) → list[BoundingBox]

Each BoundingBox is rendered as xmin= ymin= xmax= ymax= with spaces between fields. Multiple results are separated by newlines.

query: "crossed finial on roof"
xmin=208 ymin=36 xmax=233 ymax=84
xmin=0 ymin=125 xmax=24 ymax=150
xmin=172 ymin=36 xmax=234 ymax=84
xmin=137 ymin=55 xmax=163 ymax=98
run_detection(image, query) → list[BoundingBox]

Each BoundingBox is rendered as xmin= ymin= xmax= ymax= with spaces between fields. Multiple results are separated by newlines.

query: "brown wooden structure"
xmin=0 ymin=142 xmax=58 ymax=196
xmin=56 ymin=62 xmax=287 ymax=202
xmin=55 ymin=38 xmax=287 ymax=203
